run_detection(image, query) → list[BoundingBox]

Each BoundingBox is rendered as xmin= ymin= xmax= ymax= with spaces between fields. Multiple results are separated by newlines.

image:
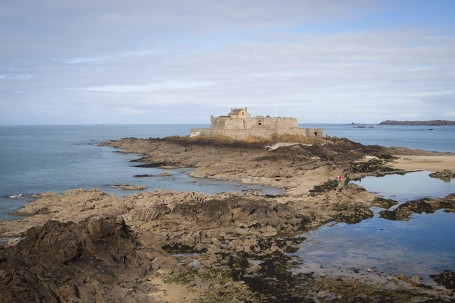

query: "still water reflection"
xmin=292 ymin=171 xmax=455 ymax=284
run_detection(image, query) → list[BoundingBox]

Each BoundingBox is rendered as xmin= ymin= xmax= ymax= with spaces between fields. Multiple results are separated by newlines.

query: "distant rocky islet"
xmin=379 ymin=120 xmax=455 ymax=126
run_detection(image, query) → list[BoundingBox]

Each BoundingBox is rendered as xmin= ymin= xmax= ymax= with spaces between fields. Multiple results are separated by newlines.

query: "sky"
xmin=1 ymin=0 xmax=455 ymax=125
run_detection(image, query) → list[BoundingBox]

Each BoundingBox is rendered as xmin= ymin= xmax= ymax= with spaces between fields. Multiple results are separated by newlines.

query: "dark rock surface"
xmin=0 ymin=217 xmax=155 ymax=303
xmin=380 ymin=194 xmax=455 ymax=220
xmin=431 ymin=270 xmax=455 ymax=290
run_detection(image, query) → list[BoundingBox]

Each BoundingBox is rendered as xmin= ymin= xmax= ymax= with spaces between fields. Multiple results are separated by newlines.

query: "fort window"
xmin=314 ymin=131 xmax=318 ymax=137
xmin=258 ymin=120 xmax=263 ymax=125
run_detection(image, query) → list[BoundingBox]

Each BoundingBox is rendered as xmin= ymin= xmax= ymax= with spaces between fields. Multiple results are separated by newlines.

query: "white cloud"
xmin=65 ymin=57 xmax=105 ymax=64
xmin=0 ymin=73 xmax=33 ymax=80
xmin=72 ymin=81 xmax=214 ymax=93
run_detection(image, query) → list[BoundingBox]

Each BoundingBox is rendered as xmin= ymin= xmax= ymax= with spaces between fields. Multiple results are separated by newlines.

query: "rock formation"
xmin=0 ymin=216 xmax=157 ymax=302
xmin=429 ymin=169 xmax=455 ymax=181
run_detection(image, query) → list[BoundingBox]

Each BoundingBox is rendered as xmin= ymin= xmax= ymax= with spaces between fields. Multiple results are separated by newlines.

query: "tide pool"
xmin=292 ymin=171 xmax=455 ymax=285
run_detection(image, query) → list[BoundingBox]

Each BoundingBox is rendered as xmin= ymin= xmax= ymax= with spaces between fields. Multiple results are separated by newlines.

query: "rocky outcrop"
xmin=429 ymin=169 xmax=455 ymax=181
xmin=0 ymin=189 xmax=131 ymax=237
xmin=101 ymin=136 xmax=401 ymax=197
xmin=112 ymin=184 xmax=147 ymax=190
xmin=0 ymin=216 xmax=157 ymax=303
xmin=431 ymin=270 xmax=455 ymax=290
xmin=380 ymin=194 xmax=455 ymax=220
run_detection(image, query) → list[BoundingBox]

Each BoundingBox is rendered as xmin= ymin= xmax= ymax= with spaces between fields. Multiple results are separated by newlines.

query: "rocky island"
xmin=379 ymin=120 xmax=455 ymax=126
xmin=1 ymin=134 xmax=455 ymax=302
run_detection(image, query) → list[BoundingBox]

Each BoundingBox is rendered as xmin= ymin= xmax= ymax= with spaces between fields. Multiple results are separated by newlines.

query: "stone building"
xmin=190 ymin=107 xmax=323 ymax=140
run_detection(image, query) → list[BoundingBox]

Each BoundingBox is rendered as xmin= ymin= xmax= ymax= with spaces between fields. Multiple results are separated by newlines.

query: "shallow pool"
xmin=291 ymin=171 xmax=455 ymax=285
xmin=351 ymin=170 xmax=455 ymax=202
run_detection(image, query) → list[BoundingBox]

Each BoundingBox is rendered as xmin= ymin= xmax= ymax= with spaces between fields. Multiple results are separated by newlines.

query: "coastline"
xmin=1 ymin=136 xmax=454 ymax=302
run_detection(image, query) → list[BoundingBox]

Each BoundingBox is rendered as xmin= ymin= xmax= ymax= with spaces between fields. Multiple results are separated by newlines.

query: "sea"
xmin=1 ymin=123 xmax=454 ymax=283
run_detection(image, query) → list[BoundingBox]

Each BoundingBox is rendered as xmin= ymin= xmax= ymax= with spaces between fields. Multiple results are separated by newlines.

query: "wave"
xmin=6 ymin=193 xmax=28 ymax=199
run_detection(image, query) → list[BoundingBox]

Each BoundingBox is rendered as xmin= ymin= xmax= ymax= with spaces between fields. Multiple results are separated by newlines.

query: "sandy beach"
xmin=390 ymin=155 xmax=455 ymax=172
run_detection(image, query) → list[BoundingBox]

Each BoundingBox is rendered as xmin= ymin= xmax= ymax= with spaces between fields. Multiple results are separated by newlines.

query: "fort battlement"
xmin=190 ymin=107 xmax=323 ymax=140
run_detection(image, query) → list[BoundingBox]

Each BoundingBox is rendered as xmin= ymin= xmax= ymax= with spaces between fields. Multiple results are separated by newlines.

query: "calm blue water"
xmin=352 ymin=170 xmax=455 ymax=202
xmin=302 ymin=124 xmax=455 ymax=153
xmin=293 ymin=172 xmax=455 ymax=284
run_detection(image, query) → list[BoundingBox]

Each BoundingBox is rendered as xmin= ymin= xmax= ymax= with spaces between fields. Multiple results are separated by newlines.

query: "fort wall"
xmin=190 ymin=126 xmax=323 ymax=140
xmin=190 ymin=107 xmax=323 ymax=140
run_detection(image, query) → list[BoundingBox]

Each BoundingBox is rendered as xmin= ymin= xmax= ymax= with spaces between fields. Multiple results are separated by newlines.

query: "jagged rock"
xmin=112 ymin=184 xmax=146 ymax=190
xmin=429 ymin=169 xmax=455 ymax=181
xmin=380 ymin=194 xmax=455 ymax=220
xmin=431 ymin=270 xmax=455 ymax=289
xmin=0 ymin=216 xmax=156 ymax=303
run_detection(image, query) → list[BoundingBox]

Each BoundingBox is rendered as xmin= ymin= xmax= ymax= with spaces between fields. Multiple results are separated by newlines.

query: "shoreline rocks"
xmin=431 ymin=270 xmax=455 ymax=290
xmin=429 ymin=169 xmax=455 ymax=181
xmin=1 ymin=136 xmax=453 ymax=302
xmin=111 ymin=184 xmax=146 ymax=190
xmin=380 ymin=194 xmax=455 ymax=220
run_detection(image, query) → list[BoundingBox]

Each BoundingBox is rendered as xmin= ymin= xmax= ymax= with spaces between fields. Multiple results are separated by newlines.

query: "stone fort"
xmin=190 ymin=107 xmax=323 ymax=140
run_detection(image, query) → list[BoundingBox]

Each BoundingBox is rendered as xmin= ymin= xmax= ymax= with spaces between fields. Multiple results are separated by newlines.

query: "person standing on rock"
xmin=337 ymin=175 xmax=343 ymax=192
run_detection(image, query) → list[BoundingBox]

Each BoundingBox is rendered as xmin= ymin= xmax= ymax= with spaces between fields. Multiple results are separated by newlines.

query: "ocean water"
xmin=302 ymin=124 xmax=455 ymax=153
xmin=0 ymin=124 xmax=454 ymax=221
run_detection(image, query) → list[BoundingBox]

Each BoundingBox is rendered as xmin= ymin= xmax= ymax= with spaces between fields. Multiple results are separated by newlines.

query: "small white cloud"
xmin=63 ymin=50 xmax=162 ymax=65
xmin=65 ymin=57 xmax=105 ymax=64
xmin=75 ymin=80 xmax=213 ymax=93
xmin=0 ymin=74 xmax=32 ymax=80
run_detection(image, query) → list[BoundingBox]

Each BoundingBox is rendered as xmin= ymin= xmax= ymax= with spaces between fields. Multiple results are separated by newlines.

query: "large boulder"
xmin=0 ymin=216 xmax=155 ymax=303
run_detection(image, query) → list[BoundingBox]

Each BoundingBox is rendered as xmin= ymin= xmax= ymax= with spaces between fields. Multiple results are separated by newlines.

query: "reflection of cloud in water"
xmin=352 ymin=171 xmax=455 ymax=202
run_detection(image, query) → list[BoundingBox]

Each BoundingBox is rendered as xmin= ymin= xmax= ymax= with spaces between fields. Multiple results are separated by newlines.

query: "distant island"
xmin=379 ymin=120 xmax=455 ymax=126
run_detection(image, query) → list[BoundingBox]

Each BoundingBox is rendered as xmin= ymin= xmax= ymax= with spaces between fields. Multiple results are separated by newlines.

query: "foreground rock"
xmin=0 ymin=216 xmax=156 ymax=302
xmin=2 ymin=188 xmax=451 ymax=302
